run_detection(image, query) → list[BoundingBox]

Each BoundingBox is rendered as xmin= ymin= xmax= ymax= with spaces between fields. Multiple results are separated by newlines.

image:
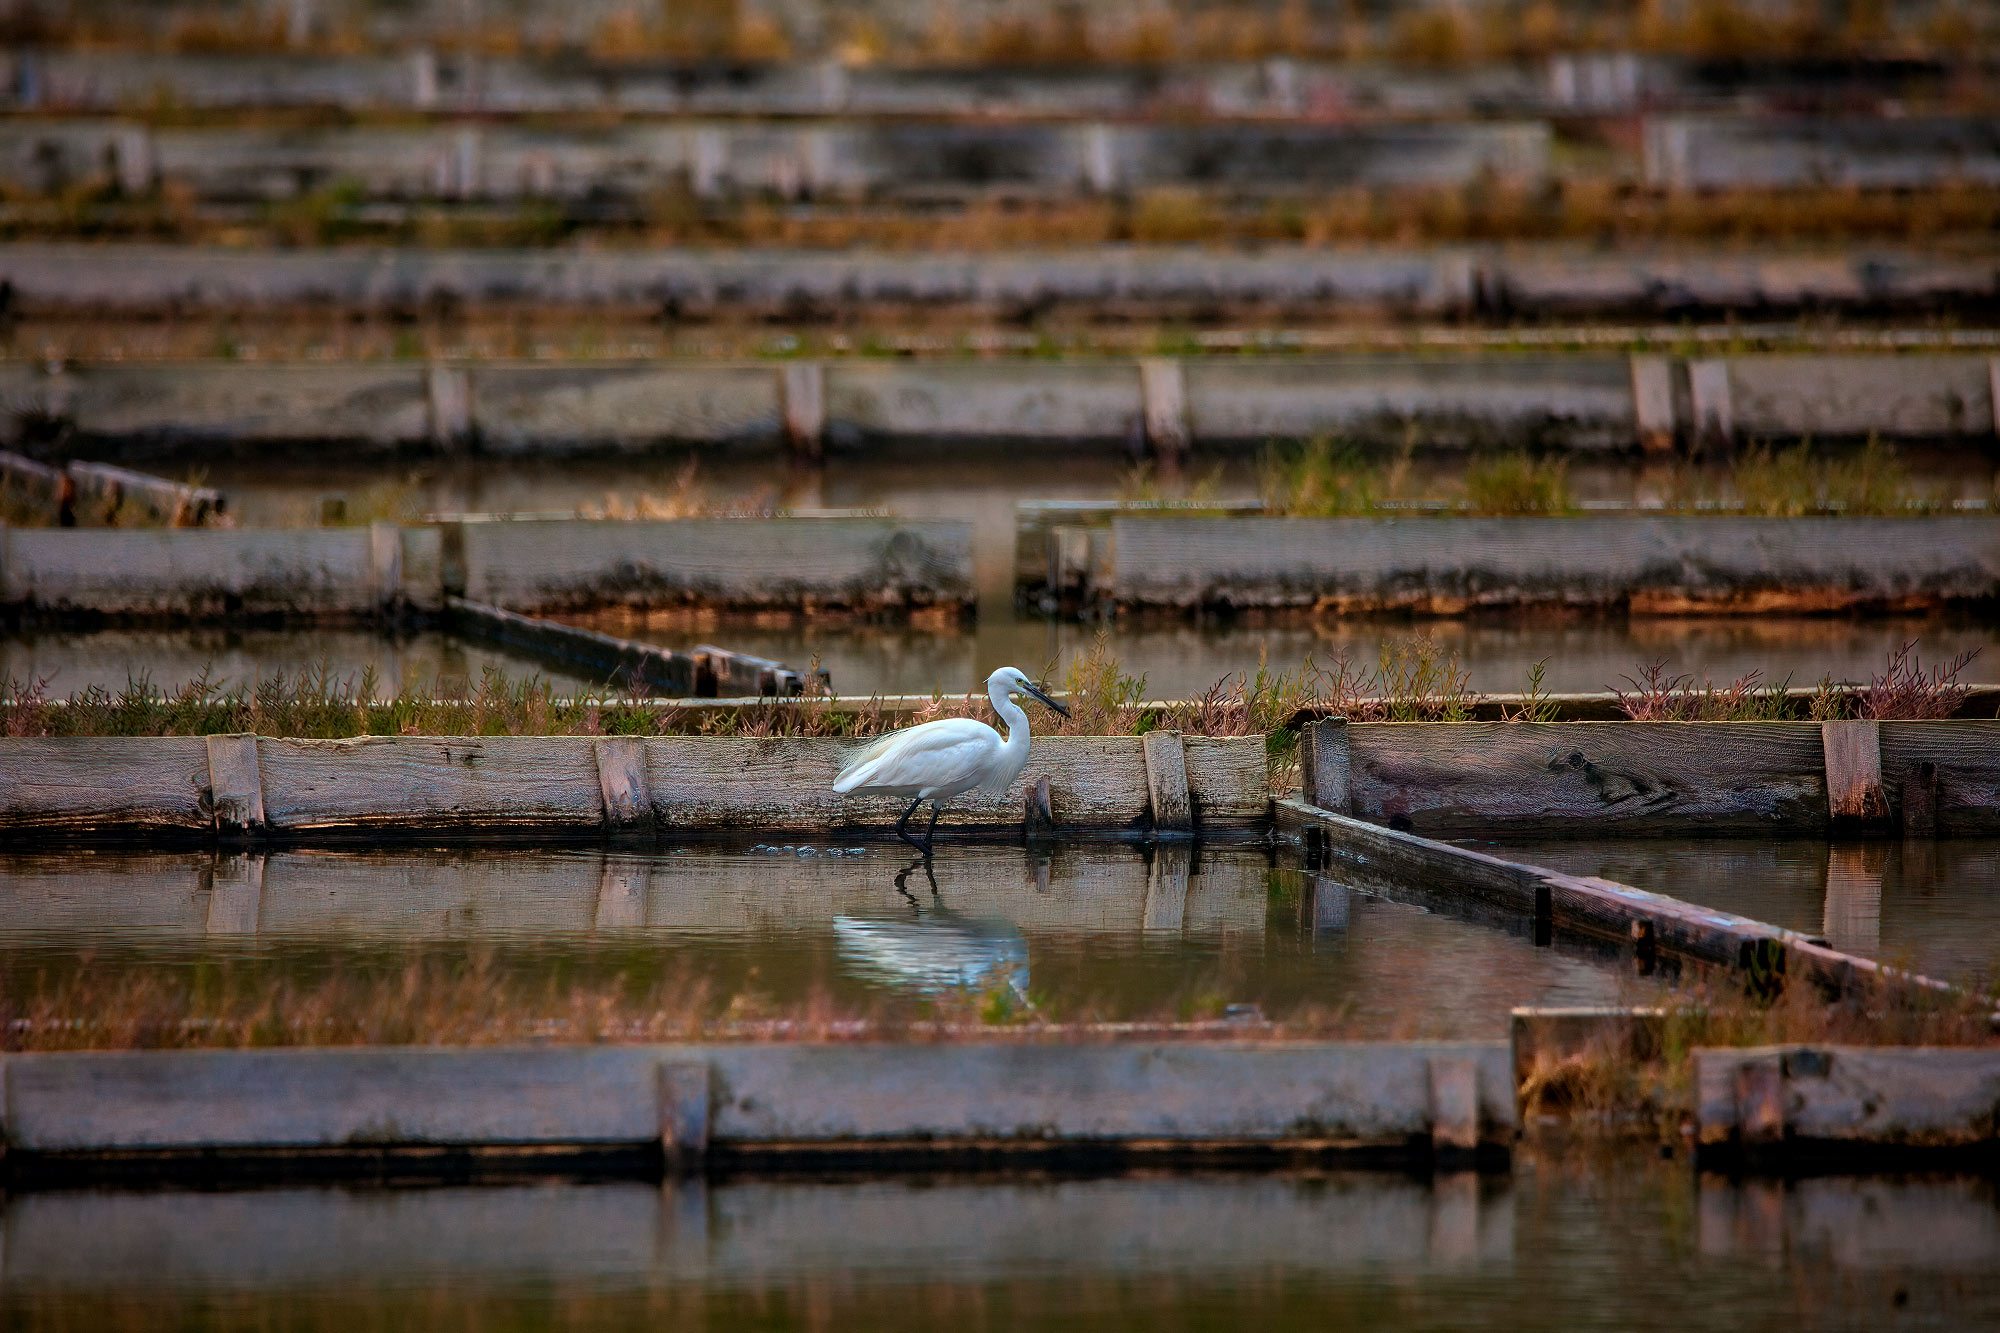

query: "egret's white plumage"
xmin=833 ymin=666 xmax=1069 ymax=853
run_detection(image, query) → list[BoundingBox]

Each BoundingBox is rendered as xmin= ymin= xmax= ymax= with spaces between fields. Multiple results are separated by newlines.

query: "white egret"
xmin=832 ymin=666 xmax=1070 ymax=854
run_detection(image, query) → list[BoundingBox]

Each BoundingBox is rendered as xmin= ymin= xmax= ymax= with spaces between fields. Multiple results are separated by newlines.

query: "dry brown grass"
xmin=10 ymin=180 xmax=2000 ymax=251
xmin=1519 ymin=978 xmax=2000 ymax=1141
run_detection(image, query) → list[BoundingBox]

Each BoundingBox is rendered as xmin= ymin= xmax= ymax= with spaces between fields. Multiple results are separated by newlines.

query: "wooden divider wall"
xmin=0 ymin=732 xmax=1270 ymax=842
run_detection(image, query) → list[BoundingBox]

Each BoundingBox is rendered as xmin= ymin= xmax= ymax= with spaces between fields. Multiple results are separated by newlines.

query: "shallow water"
xmin=1472 ymin=835 xmax=2000 ymax=984
xmin=4 ymin=1153 xmax=1996 ymax=1329
xmin=7 ymin=613 xmax=1994 ymax=702
xmin=0 ymin=841 xmax=1636 ymax=1036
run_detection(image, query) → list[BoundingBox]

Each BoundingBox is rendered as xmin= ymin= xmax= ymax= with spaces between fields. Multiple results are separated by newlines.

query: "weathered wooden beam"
xmin=1880 ymin=720 xmax=2000 ymax=836
xmin=1821 ymin=718 xmax=1887 ymax=823
xmin=1342 ymin=721 xmax=1829 ymax=834
xmin=0 ymin=1041 xmax=1516 ymax=1177
xmin=1276 ymin=799 xmax=1951 ymax=1002
xmin=0 ymin=733 xmax=1271 ymax=841
xmin=1103 ymin=515 xmax=2000 ymax=615
xmin=1696 ymin=1046 xmax=2000 ymax=1166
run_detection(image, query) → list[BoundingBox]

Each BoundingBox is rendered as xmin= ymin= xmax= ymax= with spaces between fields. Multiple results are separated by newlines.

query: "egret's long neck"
xmin=989 ymin=680 xmax=1031 ymax=760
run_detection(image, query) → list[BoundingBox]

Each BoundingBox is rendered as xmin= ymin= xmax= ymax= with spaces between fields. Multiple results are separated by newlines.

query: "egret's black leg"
xmin=893 ymin=796 xmax=927 ymax=852
xmin=920 ymin=802 xmax=944 ymax=856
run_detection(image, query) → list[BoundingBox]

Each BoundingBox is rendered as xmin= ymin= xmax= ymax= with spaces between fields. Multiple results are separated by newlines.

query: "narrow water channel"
xmin=0 ymin=842 xmax=1640 ymax=1036
xmin=4 ymin=1152 xmax=1995 ymax=1328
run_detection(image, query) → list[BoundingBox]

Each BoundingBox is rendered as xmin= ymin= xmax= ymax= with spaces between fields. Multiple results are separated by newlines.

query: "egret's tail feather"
xmin=833 ymin=731 xmax=902 ymax=793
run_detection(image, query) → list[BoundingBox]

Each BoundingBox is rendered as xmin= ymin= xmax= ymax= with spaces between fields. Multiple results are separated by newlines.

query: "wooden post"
xmin=1629 ymin=355 xmax=1676 ymax=453
xmin=1139 ymin=359 xmax=1190 ymax=461
xmin=658 ymin=1060 xmax=711 ymax=1176
xmin=1141 ymin=729 xmax=1193 ymax=835
xmin=1688 ymin=358 xmax=1733 ymax=454
xmin=1901 ymin=760 xmax=1940 ymax=837
xmin=594 ymin=737 xmax=656 ymax=840
xmin=1023 ymin=775 xmax=1056 ymax=840
xmin=1734 ymin=1056 xmax=1785 ymax=1149
xmin=779 ymin=362 xmax=826 ymax=461
xmin=1990 ymin=357 xmax=2000 ymax=438
xmin=1427 ymin=1055 xmax=1480 ymax=1156
xmin=1142 ymin=843 xmax=1190 ymax=931
xmin=205 ymin=734 xmax=266 ymax=839
xmin=427 ymin=364 xmax=471 ymax=451
xmin=369 ymin=521 xmax=404 ymax=615
xmin=1821 ymin=719 xmax=1886 ymax=823
xmin=1299 ymin=718 xmax=1350 ymax=814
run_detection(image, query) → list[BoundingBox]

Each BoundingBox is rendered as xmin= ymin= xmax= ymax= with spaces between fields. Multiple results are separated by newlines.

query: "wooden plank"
xmin=446 ymin=595 xmax=697 ymax=693
xmin=0 ymin=737 xmax=211 ymax=836
xmin=1345 ymin=721 xmax=1829 ymax=834
xmin=204 ymin=733 xmax=265 ymax=837
xmin=1182 ymin=736 xmax=1269 ymax=821
xmin=1696 ymin=1046 xmax=2000 ymax=1157
xmin=0 ymin=1042 xmax=1516 ymax=1158
xmin=458 ymin=517 xmax=975 ymax=614
xmin=1278 ymin=799 xmax=1946 ymax=1000
xmin=256 ymin=735 xmax=606 ymax=835
xmin=1105 ymin=515 xmax=2000 ymax=614
xmin=593 ymin=737 xmax=655 ymax=839
xmin=1141 ymin=729 xmax=1192 ymax=835
xmin=1274 ymin=799 xmax=1543 ymax=919
xmin=1510 ymin=1006 xmax=1667 ymax=1071
xmin=2 ymin=527 xmax=381 ymax=618
xmin=0 ymin=732 xmax=1268 ymax=842
xmin=643 ymin=735 xmax=1157 ymax=833
xmin=1878 ymin=721 xmax=2000 ymax=836
xmin=1299 ymin=718 xmax=1350 ymax=814
xmin=1821 ymin=719 xmax=1886 ymax=822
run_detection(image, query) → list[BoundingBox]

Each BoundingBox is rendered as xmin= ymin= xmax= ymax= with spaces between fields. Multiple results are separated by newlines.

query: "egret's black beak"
xmin=1022 ymin=680 xmax=1071 ymax=718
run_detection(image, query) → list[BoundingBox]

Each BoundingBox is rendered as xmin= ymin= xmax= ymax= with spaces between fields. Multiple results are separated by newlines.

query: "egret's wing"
xmin=832 ymin=719 xmax=996 ymax=794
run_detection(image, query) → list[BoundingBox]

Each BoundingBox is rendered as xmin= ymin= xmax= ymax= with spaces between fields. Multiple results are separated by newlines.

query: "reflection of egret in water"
xmin=832 ymin=859 xmax=1030 ymax=1002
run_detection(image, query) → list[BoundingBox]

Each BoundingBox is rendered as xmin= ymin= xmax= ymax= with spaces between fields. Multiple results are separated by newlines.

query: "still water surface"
xmin=6 ymin=614 xmax=1993 ymax=702
xmin=0 ymin=842 xmax=1636 ymax=1035
xmin=3 ymin=1155 xmax=1996 ymax=1329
